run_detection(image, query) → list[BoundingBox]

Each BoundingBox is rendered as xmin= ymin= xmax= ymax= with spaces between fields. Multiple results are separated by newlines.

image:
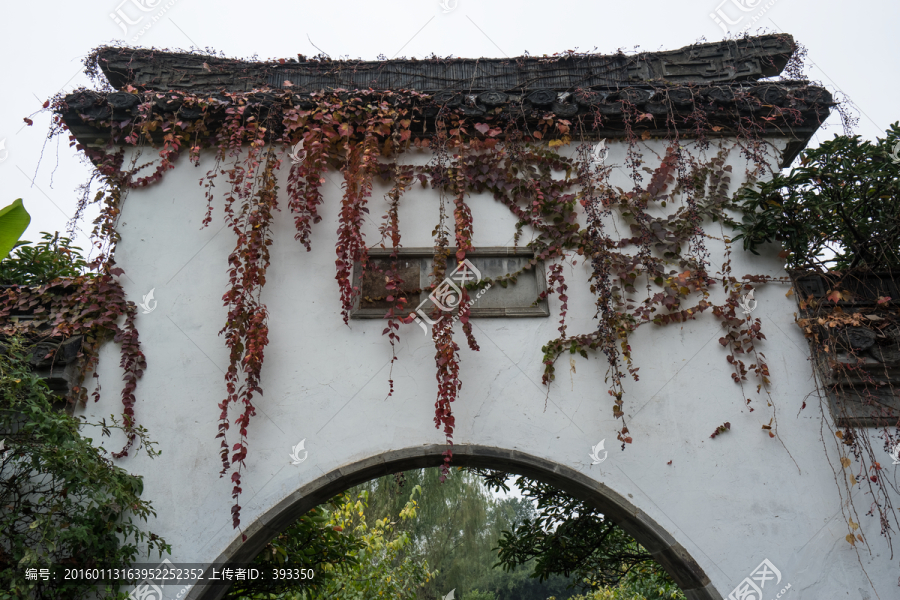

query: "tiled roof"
xmin=59 ymin=34 xmax=833 ymax=166
xmin=96 ymin=35 xmax=795 ymax=93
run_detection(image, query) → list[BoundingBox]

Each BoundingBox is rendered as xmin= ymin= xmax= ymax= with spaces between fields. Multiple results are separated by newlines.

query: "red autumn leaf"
xmin=474 ymin=123 xmax=491 ymax=135
xmin=826 ymin=290 xmax=842 ymax=303
xmin=710 ymin=422 xmax=731 ymax=439
xmin=876 ymin=296 xmax=891 ymax=305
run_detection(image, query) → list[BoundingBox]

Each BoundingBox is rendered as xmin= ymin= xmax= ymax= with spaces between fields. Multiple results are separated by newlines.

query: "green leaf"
xmin=0 ymin=199 xmax=30 ymax=259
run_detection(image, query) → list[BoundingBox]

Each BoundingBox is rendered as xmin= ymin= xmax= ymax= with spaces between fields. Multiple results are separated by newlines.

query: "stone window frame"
xmin=350 ymin=247 xmax=550 ymax=320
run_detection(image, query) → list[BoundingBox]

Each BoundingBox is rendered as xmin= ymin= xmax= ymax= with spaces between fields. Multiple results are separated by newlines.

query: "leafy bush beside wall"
xmin=0 ymin=337 xmax=167 ymax=600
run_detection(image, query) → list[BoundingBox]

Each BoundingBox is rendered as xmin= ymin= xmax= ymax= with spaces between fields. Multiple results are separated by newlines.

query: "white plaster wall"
xmin=78 ymin=138 xmax=900 ymax=599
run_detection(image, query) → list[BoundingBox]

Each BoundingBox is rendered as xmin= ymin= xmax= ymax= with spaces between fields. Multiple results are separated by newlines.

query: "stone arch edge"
xmin=186 ymin=444 xmax=723 ymax=600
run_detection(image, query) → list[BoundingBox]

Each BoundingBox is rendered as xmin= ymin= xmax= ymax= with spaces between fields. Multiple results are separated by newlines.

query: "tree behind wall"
xmin=354 ymin=468 xmax=579 ymax=600
xmin=733 ymin=122 xmax=900 ymax=271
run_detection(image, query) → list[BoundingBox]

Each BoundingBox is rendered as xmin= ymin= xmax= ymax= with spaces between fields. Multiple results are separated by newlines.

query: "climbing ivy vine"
xmin=20 ymin=43 xmax=896 ymax=577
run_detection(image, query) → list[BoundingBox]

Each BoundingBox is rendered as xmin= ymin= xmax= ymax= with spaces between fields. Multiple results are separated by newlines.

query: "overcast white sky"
xmin=0 ymin=0 xmax=897 ymax=255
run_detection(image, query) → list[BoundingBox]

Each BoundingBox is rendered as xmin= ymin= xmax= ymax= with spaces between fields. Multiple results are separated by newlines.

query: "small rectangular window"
xmin=351 ymin=247 xmax=550 ymax=319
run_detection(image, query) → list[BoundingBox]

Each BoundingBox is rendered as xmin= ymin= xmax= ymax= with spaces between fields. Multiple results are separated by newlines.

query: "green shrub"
xmin=465 ymin=589 xmax=497 ymax=600
xmin=733 ymin=122 xmax=900 ymax=270
xmin=0 ymin=337 xmax=168 ymax=600
xmin=0 ymin=232 xmax=89 ymax=286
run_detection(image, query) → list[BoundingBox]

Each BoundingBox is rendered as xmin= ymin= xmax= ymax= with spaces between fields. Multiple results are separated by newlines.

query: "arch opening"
xmin=187 ymin=445 xmax=721 ymax=600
